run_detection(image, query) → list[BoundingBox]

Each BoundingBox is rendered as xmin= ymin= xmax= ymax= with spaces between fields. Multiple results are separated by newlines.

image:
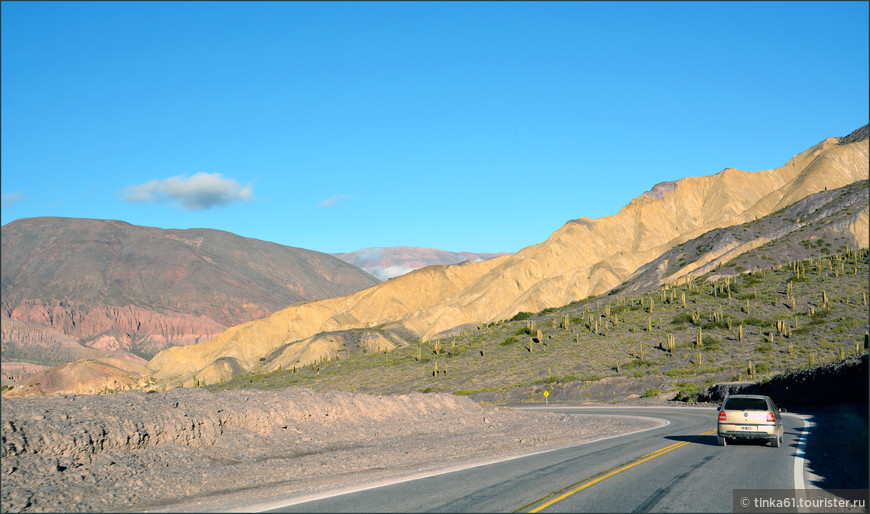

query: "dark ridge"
xmin=838 ymin=124 xmax=869 ymax=145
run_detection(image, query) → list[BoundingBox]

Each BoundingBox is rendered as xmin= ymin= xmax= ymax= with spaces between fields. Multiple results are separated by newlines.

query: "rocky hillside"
xmin=698 ymin=354 xmax=868 ymax=405
xmin=620 ymin=179 xmax=869 ymax=294
xmin=1 ymin=218 xmax=380 ymax=366
xmin=146 ymin=125 xmax=868 ymax=387
xmin=332 ymin=247 xmax=513 ymax=280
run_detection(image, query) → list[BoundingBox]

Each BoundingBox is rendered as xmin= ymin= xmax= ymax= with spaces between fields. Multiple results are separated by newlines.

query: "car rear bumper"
xmin=718 ymin=423 xmax=778 ymax=439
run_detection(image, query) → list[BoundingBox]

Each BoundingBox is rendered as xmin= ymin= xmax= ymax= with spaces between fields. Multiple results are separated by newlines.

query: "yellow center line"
xmin=526 ymin=430 xmax=717 ymax=513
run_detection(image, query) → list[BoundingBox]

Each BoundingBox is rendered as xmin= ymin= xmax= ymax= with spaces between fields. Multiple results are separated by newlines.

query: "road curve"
xmin=261 ymin=406 xmax=810 ymax=513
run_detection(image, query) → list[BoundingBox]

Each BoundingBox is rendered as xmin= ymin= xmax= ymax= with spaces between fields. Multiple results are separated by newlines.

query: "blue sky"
xmin=2 ymin=1 xmax=868 ymax=254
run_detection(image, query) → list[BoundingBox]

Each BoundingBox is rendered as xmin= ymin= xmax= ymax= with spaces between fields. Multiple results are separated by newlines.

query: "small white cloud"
xmin=319 ymin=194 xmax=351 ymax=208
xmin=366 ymin=265 xmax=419 ymax=280
xmin=1 ymin=191 xmax=25 ymax=208
xmin=120 ymin=172 xmax=254 ymax=211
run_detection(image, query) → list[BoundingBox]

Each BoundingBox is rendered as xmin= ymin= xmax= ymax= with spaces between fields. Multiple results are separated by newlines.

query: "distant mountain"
xmin=1 ymin=218 xmax=380 ymax=367
xmin=146 ymin=125 xmax=868 ymax=387
xmin=332 ymin=247 xmax=513 ymax=280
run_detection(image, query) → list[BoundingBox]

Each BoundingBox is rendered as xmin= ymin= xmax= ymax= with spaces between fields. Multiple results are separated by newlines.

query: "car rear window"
xmin=723 ymin=398 xmax=769 ymax=411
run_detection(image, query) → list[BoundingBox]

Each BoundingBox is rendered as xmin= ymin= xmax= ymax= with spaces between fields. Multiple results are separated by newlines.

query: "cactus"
xmin=681 ymin=292 xmax=686 ymax=308
xmin=647 ymin=317 xmax=652 ymax=332
xmin=808 ymin=354 xmax=815 ymax=367
xmin=697 ymin=327 xmax=703 ymax=348
xmin=648 ymin=298 xmax=654 ymax=313
xmin=727 ymin=317 xmax=732 ymax=331
xmin=537 ymin=329 xmax=543 ymax=342
xmin=749 ymin=360 xmax=756 ymax=380
xmin=822 ymin=290 xmax=828 ymax=309
xmin=639 ymin=342 xmax=644 ymax=361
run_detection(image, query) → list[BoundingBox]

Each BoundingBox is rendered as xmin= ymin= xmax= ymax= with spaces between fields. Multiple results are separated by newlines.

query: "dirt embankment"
xmin=1 ymin=388 xmax=660 ymax=513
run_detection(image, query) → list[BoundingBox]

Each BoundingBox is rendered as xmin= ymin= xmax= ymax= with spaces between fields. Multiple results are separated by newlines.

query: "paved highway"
xmin=262 ymin=406 xmax=811 ymax=512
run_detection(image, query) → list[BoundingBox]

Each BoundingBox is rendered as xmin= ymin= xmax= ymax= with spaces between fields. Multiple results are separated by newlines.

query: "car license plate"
xmin=740 ymin=426 xmax=754 ymax=431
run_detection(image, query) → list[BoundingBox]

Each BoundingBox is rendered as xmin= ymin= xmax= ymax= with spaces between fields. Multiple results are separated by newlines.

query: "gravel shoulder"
xmin=1 ymin=388 xmax=663 ymax=513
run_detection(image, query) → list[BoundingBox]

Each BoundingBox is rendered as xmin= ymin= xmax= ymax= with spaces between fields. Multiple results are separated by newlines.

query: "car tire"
xmin=717 ymin=436 xmax=726 ymax=446
xmin=771 ymin=435 xmax=781 ymax=448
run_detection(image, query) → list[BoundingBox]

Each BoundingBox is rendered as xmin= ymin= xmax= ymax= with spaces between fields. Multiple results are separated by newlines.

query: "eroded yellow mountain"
xmin=148 ymin=132 xmax=869 ymax=385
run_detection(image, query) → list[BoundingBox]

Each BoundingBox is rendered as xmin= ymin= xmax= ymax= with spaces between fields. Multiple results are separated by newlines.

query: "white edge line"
xmin=242 ymin=415 xmax=671 ymax=513
xmin=786 ymin=412 xmax=813 ymax=491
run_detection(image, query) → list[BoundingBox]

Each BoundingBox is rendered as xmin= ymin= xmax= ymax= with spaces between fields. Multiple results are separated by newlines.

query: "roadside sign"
xmin=544 ymin=390 xmax=549 ymax=405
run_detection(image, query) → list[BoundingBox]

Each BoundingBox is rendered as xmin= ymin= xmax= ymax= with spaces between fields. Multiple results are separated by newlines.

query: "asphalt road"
xmin=263 ymin=406 xmax=812 ymax=513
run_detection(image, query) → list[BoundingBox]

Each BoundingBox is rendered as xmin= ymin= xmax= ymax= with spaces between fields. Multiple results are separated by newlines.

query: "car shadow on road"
xmin=662 ymin=434 xmax=719 ymax=446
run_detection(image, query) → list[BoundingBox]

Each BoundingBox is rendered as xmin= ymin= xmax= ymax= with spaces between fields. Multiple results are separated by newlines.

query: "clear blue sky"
xmin=2 ymin=1 xmax=867 ymax=254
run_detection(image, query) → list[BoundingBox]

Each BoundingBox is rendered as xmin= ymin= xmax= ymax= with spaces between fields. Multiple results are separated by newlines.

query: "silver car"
xmin=717 ymin=394 xmax=784 ymax=447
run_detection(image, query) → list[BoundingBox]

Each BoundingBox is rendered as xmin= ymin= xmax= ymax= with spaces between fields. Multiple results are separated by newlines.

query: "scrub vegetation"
xmin=208 ymin=246 xmax=869 ymax=404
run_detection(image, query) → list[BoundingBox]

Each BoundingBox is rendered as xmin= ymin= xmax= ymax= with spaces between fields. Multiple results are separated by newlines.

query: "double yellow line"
xmin=524 ymin=430 xmax=717 ymax=513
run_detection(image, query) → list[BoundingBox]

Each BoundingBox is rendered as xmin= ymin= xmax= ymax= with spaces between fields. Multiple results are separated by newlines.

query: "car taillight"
xmin=719 ymin=411 xmax=726 ymax=421
xmin=767 ymin=412 xmax=775 ymax=422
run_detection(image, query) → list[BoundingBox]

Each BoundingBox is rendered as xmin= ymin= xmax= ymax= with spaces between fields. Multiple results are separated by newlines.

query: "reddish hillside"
xmin=1 ymin=218 xmax=380 ymax=366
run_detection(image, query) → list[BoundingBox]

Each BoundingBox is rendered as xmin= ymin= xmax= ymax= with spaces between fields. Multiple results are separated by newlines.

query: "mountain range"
xmin=331 ymin=247 xmax=513 ymax=280
xmin=0 ymin=219 xmax=380 ymax=374
xmin=143 ymin=125 xmax=869 ymax=388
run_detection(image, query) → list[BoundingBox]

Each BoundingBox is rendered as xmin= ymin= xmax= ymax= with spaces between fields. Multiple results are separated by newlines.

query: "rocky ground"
xmin=1 ymin=387 xmax=661 ymax=513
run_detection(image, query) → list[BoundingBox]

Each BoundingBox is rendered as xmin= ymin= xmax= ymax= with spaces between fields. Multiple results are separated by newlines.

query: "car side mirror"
xmin=780 ymin=408 xmax=787 ymax=413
